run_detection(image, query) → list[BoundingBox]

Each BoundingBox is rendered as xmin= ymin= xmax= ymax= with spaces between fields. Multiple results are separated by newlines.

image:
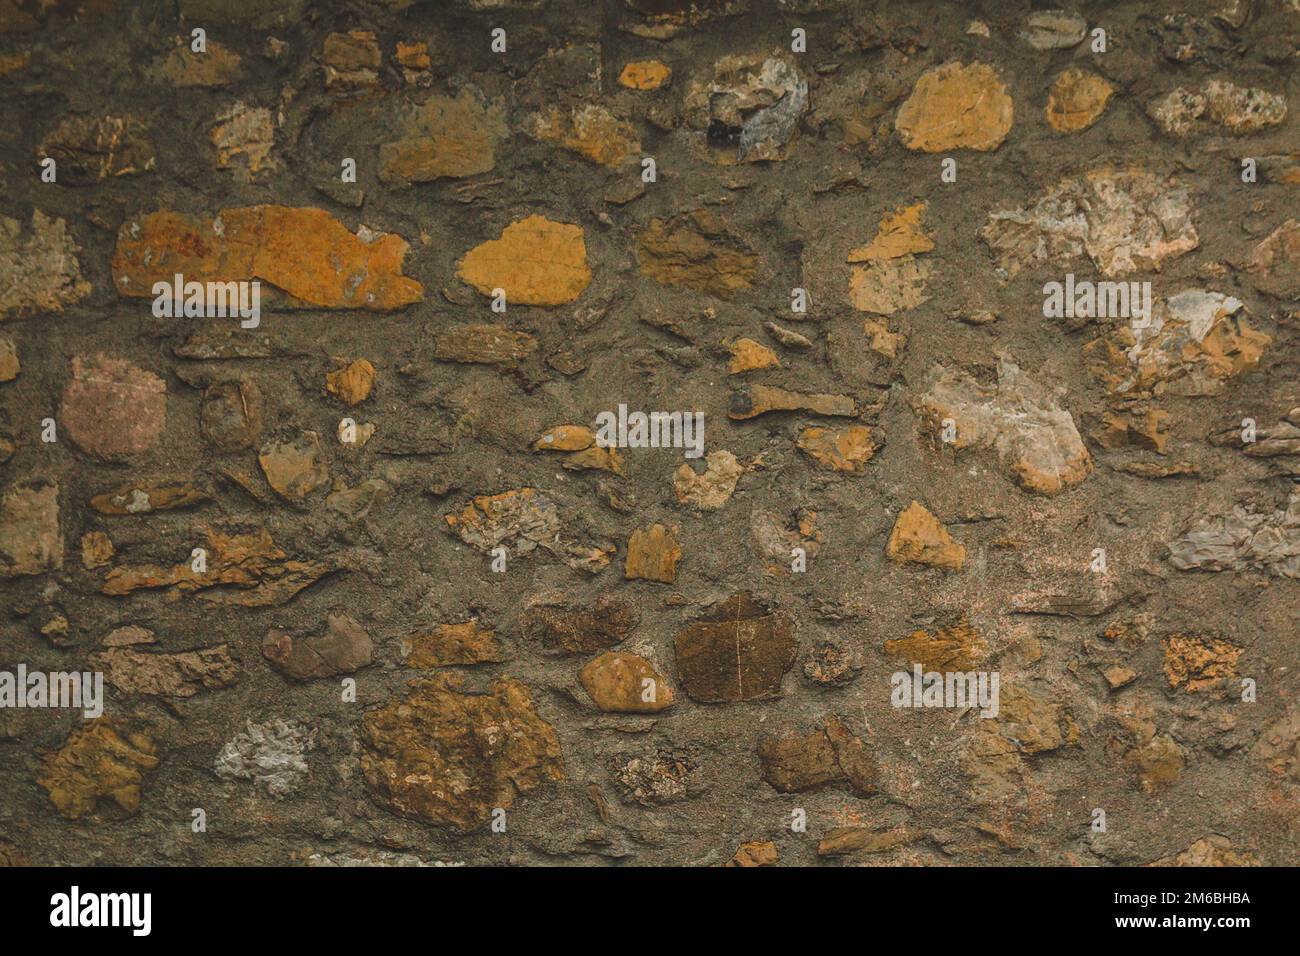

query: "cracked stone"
xmin=674 ymin=451 xmax=743 ymax=510
xmin=624 ymin=523 xmax=681 ymax=582
xmin=636 ymin=209 xmax=758 ymax=298
xmin=674 ymin=592 xmax=796 ymax=702
xmin=758 ymin=716 xmax=876 ymax=795
xmin=37 ymin=721 xmax=160 ymax=820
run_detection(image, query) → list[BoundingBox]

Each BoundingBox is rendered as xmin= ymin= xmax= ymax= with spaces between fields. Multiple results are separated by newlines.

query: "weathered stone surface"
xmin=210 ymin=102 xmax=276 ymax=181
xmin=797 ymin=425 xmax=876 ymax=472
xmin=360 ymin=676 xmax=564 ymax=831
xmin=619 ymin=60 xmax=671 ymax=90
xmin=886 ymin=501 xmax=965 ymax=570
xmin=380 ymin=90 xmax=507 ymax=183
xmin=1150 ymin=837 xmax=1257 ymax=867
xmin=456 ymin=216 xmax=592 ymax=306
xmin=729 ymin=385 xmax=856 ymax=420
xmin=80 ymin=531 xmax=113 ymax=569
xmin=981 ymin=168 xmax=1199 ymax=277
xmin=529 ymin=105 xmax=640 ymax=167
xmin=37 ymin=721 xmax=159 ymax=819
xmin=157 ymin=39 xmax=242 ymax=87
xmin=1168 ymin=491 xmax=1300 ymax=578
xmin=325 ymin=358 xmax=375 ymax=405
xmin=112 ymin=207 xmax=423 ymax=310
xmin=610 ymin=748 xmax=696 ymax=806
xmin=201 ymin=379 xmax=263 ymax=450
xmin=1046 ymin=70 xmax=1114 ymax=132
xmin=1019 ymin=10 xmax=1086 ymax=49
xmin=434 ymin=325 xmax=538 ymax=366
xmin=321 ymin=30 xmax=379 ymax=90
xmin=848 ymin=202 xmax=934 ymax=261
xmin=405 ymin=620 xmax=507 ymax=667
xmin=727 ymin=338 xmax=779 ymax=374
xmin=1246 ymin=219 xmax=1300 ymax=299
xmin=624 ymin=523 xmax=681 ymax=582
xmin=39 ymin=114 xmax=155 ymax=183
xmin=758 ymin=716 xmax=876 ymax=795
xmin=520 ymin=596 xmax=638 ymax=654
xmin=674 ymin=593 xmax=796 ymax=702
xmin=579 ymin=652 xmax=676 ymax=712
xmin=0 ymin=335 xmax=16 ymax=381
xmin=917 ymin=360 xmax=1092 ymax=494
xmin=258 ymin=432 xmax=330 ymax=500
xmin=895 ymin=62 xmax=1013 ymax=152
xmin=0 ymin=211 xmax=91 ymax=319
xmin=445 ymin=488 xmax=613 ymax=573
xmin=684 ymin=53 xmax=808 ymax=162
xmin=1148 ymin=80 xmax=1287 ymax=136
xmin=818 ymin=826 xmax=922 ymax=857
xmin=89 ymin=481 xmax=207 ymax=515
xmin=673 ymin=451 xmax=743 ymax=510
xmin=1164 ymin=634 xmax=1241 ymax=692
xmin=637 ymin=210 xmax=758 ymax=298
xmin=91 ymin=644 xmax=239 ymax=697
xmin=1125 ymin=733 xmax=1184 ymax=793
xmin=263 ymin=613 xmax=374 ymax=679
xmin=885 ymin=619 xmax=984 ymax=671
xmin=727 ymin=841 xmax=778 ymax=866
xmin=802 ymin=639 xmax=862 ymax=686
xmin=0 ymin=482 xmax=61 ymax=578
xmin=215 ymin=719 xmax=314 ymax=798
xmin=59 ymin=355 xmax=166 ymax=459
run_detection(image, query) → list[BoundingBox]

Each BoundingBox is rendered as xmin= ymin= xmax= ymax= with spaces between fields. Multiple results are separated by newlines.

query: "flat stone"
xmin=445 ymin=489 xmax=613 ymax=573
xmin=1046 ymin=70 xmax=1114 ymax=132
xmin=215 ymin=718 xmax=314 ymax=798
xmin=263 ymin=613 xmax=374 ymax=680
xmin=59 ymin=355 xmax=166 ymax=459
xmin=579 ymin=652 xmax=676 ymax=712
xmin=0 ymin=335 xmax=16 ymax=381
xmin=405 ymin=620 xmax=507 ymax=667
xmin=37 ymin=721 xmax=159 ymax=819
xmin=90 ymin=644 xmax=239 ymax=697
xmin=895 ymin=62 xmax=1013 ymax=152
xmin=520 ymin=596 xmax=638 ymax=654
xmin=434 ymin=324 xmax=538 ymax=366
xmin=728 ymin=338 xmax=779 ymax=374
xmin=38 ymin=113 xmax=155 ymax=183
xmin=325 ymin=358 xmax=375 ymax=405
xmin=360 ymin=675 xmax=564 ymax=832
xmin=0 ymin=482 xmax=61 ymax=578
xmin=636 ymin=209 xmax=758 ymax=298
xmin=210 ymin=102 xmax=276 ymax=181
xmin=157 ymin=39 xmax=242 ymax=87
xmin=885 ymin=619 xmax=984 ymax=671
xmin=258 ymin=432 xmax=330 ymax=500
xmin=886 ymin=501 xmax=965 ymax=570
xmin=89 ymin=481 xmax=208 ymax=515
xmin=619 ymin=60 xmax=672 ymax=90
xmin=1164 ymin=634 xmax=1240 ymax=692
xmin=200 ymin=379 xmax=263 ymax=450
xmin=528 ymin=105 xmax=640 ymax=167
xmin=456 ymin=216 xmax=592 ymax=306
xmin=1148 ymin=80 xmax=1286 ymax=136
xmin=729 ymin=385 xmax=856 ymax=420
xmin=80 ymin=531 xmax=113 ymax=569
xmin=673 ymin=592 xmax=796 ymax=702
xmin=684 ymin=53 xmax=808 ymax=162
xmin=624 ymin=523 xmax=681 ymax=583
xmin=673 ymin=451 xmax=743 ymax=510
xmin=1019 ymin=10 xmax=1087 ymax=49
xmin=1247 ymin=219 xmax=1300 ymax=299
xmin=379 ymin=90 xmax=507 ymax=183
xmin=757 ymin=716 xmax=876 ymax=795
xmin=0 ymin=211 xmax=91 ymax=319
xmin=797 ymin=425 xmax=876 ymax=472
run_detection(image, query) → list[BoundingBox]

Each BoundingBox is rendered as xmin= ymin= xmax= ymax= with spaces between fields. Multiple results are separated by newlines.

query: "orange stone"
xmin=1046 ymin=69 xmax=1114 ymax=133
xmin=111 ymin=206 xmax=424 ymax=311
xmin=456 ymin=215 xmax=592 ymax=307
xmin=625 ymin=524 xmax=681 ymax=583
xmin=579 ymin=652 xmax=676 ymax=712
xmin=895 ymin=61 xmax=1013 ymax=152
xmin=619 ymin=60 xmax=672 ymax=91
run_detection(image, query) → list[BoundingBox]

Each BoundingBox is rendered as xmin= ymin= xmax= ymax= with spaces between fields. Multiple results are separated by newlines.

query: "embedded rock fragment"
xmin=728 ymin=338 xmax=779 ymax=374
xmin=1150 ymin=837 xmax=1257 ymax=867
xmin=580 ymin=652 xmax=676 ymax=713
xmin=916 ymin=360 xmax=1092 ymax=494
xmin=321 ymin=30 xmax=380 ymax=90
xmin=445 ymin=488 xmax=613 ymax=573
xmin=520 ymin=596 xmax=638 ymax=654
xmin=849 ymin=202 xmax=934 ymax=261
xmin=610 ymin=748 xmax=696 ymax=806
xmin=1147 ymin=80 xmax=1286 ymax=137
xmin=0 ymin=482 xmax=61 ymax=578
xmin=360 ymin=676 xmax=564 ymax=831
xmin=624 ymin=523 xmax=681 ymax=582
xmin=619 ymin=60 xmax=671 ymax=90
xmin=80 ymin=531 xmax=114 ymax=569
xmin=885 ymin=619 xmax=984 ymax=671
xmin=848 ymin=203 xmax=934 ymax=314
xmin=1168 ymin=491 xmax=1300 ymax=578
xmin=0 ymin=335 xmax=16 ymax=381
xmin=1124 ymin=733 xmax=1184 ymax=793
xmin=210 ymin=102 xmax=276 ymax=181
xmin=673 ymin=592 xmax=796 ymax=702
xmin=1046 ymin=70 xmax=1114 ymax=132
xmin=674 ymin=451 xmax=743 ymax=510
xmin=201 ymin=379 xmax=263 ymax=450
xmin=157 ymin=39 xmax=242 ymax=87
xmin=885 ymin=501 xmax=965 ymax=570
xmin=215 ymin=719 xmax=313 ymax=798
xmin=1246 ymin=219 xmax=1300 ymax=299
xmin=434 ymin=324 xmax=538 ymax=366
xmin=325 ymin=359 xmax=375 ymax=406
xmin=1163 ymin=634 xmax=1240 ymax=693
xmin=797 ymin=425 xmax=876 ymax=472
xmin=456 ymin=216 xmax=592 ymax=306
xmin=37 ymin=721 xmax=159 ymax=819
xmin=405 ymin=620 xmax=507 ymax=667
xmin=0 ymin=211 xmax=91 ymax=319
xmin=528 ymin=105 xmax=640 ymax=167
xmin=728 ymin=841 xmax=778 ymax=866
xmin=684 ymin=53 xmax=808 ymax=163
xmin=818 ymin=826 xmax=921 ymax=858
xmin=262 ymin=613 xmax=374 ymax=680
xmin=636 ymin=210 xmax=757 ymax=298
xmin=895 ymin=62 xmax=1013 ymax=152
xmin=258 ymin=432 xmax=330 ymax=500
xmin=38 ymin=114 xmax=155 ymax=183
xmin=89 ymin=481 xmax=207 ymax=515
xmin=380 ymin=90 xmax=507 ymax=183
xmin=90 ymin=644 xmax=239 ymax=698
xmin=981 ymin=168 xmax=1198 ymax=277
xmin=757 ymin=716 xmax=876 ymax=795
xmin=1019 ymin=10 xmax=1086 ymax=49
xmin=59 ymin=355 xmax=166 ymax=459
xmin=112 ymin=207 xmax=423 ymax=310
xmin=729 ymin=385 xmax=856 ymax=420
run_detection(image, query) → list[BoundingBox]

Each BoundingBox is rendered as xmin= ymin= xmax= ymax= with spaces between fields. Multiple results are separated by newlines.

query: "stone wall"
xmin=0 ymin=0 xmax=1297 ymax=867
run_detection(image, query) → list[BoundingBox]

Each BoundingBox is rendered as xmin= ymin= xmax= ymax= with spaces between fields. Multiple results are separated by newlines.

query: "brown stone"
xmin=520 ymin=596 xmax=638 ymax=654
xmin=263 ymin=614 xmax=374 ymax=680
xmin=727 ymin=841 xmax=778 ymax=867
xmin=210 ymin=102 xmax=276 ymax=181
xmin=797 ymin=425 xmax=876 ymax=472
xmin=80 ymin=531 xmax=114 ymax=569
xmin=580 ymin=652 xmax=675 ymax=713
xmin=89 ymin=481 xmax=207 ymax=515
xmin=59 ymin=355 xmax=166 ymax=459
xmin=729 ymin=385 xmax=856 ymax=420
xmin=895 ymin=62 xmax=1014 ymax=152
xmin=445 ymin=488 xmax=613 ymax=573
xmin=886 ymin=501 xmax=966 ymax=570
xmin=91 ymin=644 xmax=239 ymax=697
xmin=0 ymin=211 xmax=90 ymax=319
xmin=158 ymin=39 xmax=242 ymax=87
xmin=885 ymin=619 xmax=984 ymax=672
xmin=379 ymin=90 xmax=507 ymax=183
xmin=322 ymin=30 xmax=380 ymax=90
xmin=728 ymin=338 xmax=779 ymax=374
xmin=624 ymin=524 xmax=681 ymax=583
xmin=434 ymin=325 xmax=537 ymax=366
xmin=758 ymin=716 xmax=876 ymax=795
xmin=0 ymin=335 xmax=16 ymax=381
xmin=37 ymin=721 xmax=160 ymax=819
xmin=529 ymin=105 xmax=640 ymax=167
xmin=200 ymin=379 xmax=263 ymax=450
xmin=1046 ymin=70 xmax=1114 ymax=133
xmin=534 ymin=425 xmax=596 ymax=452
xmin=636 ymin=210 xmax=758 ymax=298
xmin=39 ymin=113 xmax=155 ymax=183
xmin=456 ymin=216 xmax=592 ymax=306
xmin=619 ymin=60 xmax=672 ymax=90
xmin=258 ymin=432 xmax=329 ymax=500
xmin=112 ymin=206 xmax=423 ymax=311
xmin=1164 ymin=634 xmax=1240 ymax=693
xmin=818 ymin=826 xmax=921 ymax=858
xmin=673 ymin=451 xmax=743 ymax=510
xmin=360 ymin=675 xmax=564 ymax=832
xmin=325 ymin=358 xmax=375 ymax=406
xmin=1247 ymin=219 xmax=1300 ymax=300
xmin=673 ymin=592 xmax=796 ymax=702
xmin=1124 ymin=733 xmax=1184 ymax=793
xmin=406 ymin=620 xmax=507 ymax=667
xmin=0 ymin=482 xmax=61 ymax=578
xmin=1150 ymin=837 xmax=1257 ymax=867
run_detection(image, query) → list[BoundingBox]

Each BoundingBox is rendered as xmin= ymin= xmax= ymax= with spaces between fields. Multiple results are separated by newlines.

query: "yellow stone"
xmin=728 ymin=338 xmax=780 ymax=374
xmin=325 ymin=358 xmax=375 ymax=406
xmin=579 ymin=652 xmax=675 ymax=712
xmin=1046 ymin=69 xmax=1114 ymax=133
xmin=533 ymin=425 xmax=595 ymax=452
xmin=848 ymin=203 xmax=934 ymax=261
xmin=895 ymin=61 xmax=1013 ymax=152
xmin=457 ymin=215 xmax=592 ymax=306
xmin=619 ymin=60 xmax=672 ymax=91
xmin=885 ymin=501 xmax=965 ymax=570
xmin=797 ymin=425 xmax=876 ymax=473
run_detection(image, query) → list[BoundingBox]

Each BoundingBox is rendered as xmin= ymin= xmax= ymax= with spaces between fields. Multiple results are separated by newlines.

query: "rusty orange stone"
xmin=619 ymin=60 xmax=672 ymax=90
xmin=111 ymin=206 xmax=424 ymax=311
xmin=456 ymin=215 xmax=592 ymax=307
